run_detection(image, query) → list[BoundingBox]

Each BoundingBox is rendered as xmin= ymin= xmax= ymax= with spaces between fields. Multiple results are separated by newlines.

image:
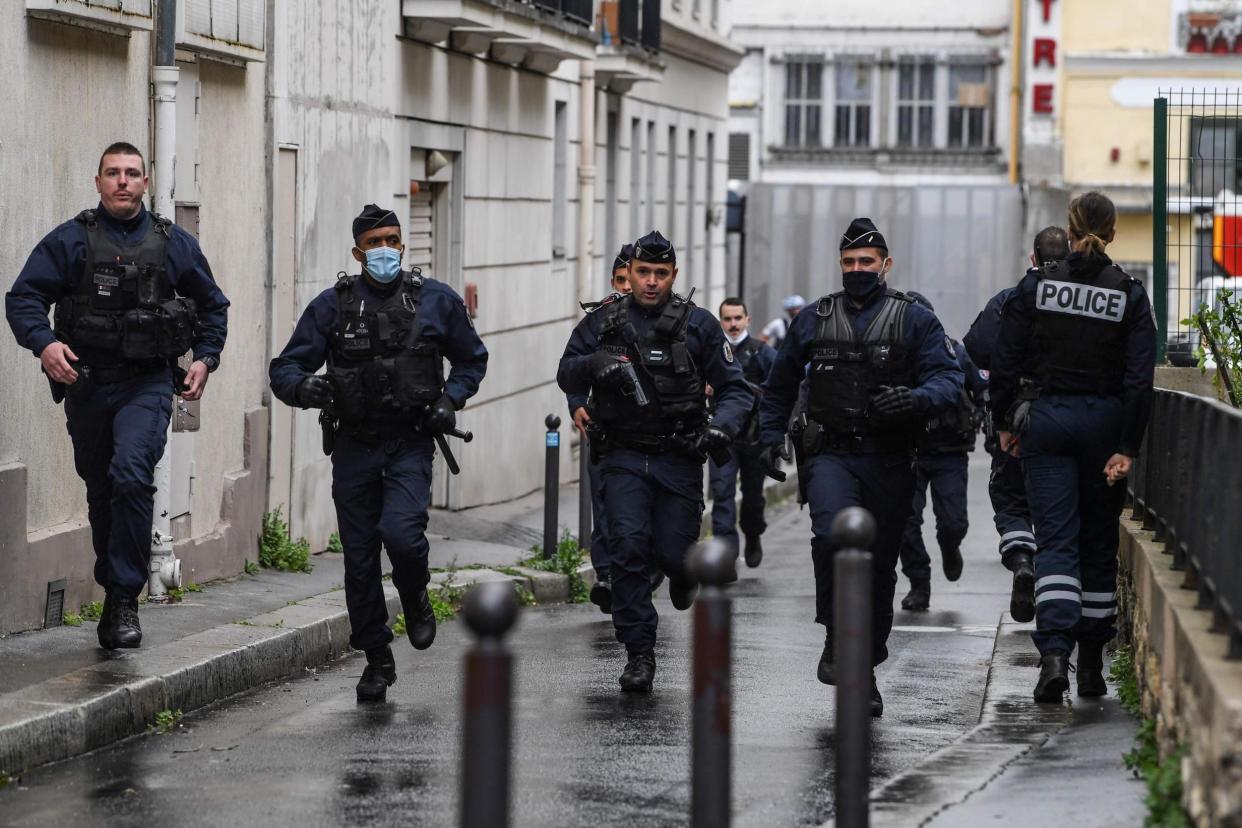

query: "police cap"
xmin=633 ymin=230 xmax=677 ymax=265
xmin=613 ymin=243 xmax=635 ymax=272
xmin=840 ymin=217 xmax=887 ymax=254
xmin=352 ymin=204 xmax=400 ymax=241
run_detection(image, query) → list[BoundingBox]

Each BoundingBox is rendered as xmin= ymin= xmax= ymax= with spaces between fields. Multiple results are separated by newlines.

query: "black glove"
xmin=871 ymin=385 xmax=917 ymax=418
xmin=695 ymin=426 xmax=732 ymax=457
xmin=297 ymin=375 xmax=334 ymax=409
xmin=589 ymin=352 xmax=634 ymax=391
xmin=425 ymin=394 xmax=457 ymax=434
xmin=759 ymin=444 xmax=787 ymax=482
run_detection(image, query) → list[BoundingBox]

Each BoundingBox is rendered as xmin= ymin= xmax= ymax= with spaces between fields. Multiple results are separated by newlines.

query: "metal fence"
xmin=1129 ymin=388 xmax=1242 ymax=658
xmin=1155 ymin=89 xmax=1242 ymax=366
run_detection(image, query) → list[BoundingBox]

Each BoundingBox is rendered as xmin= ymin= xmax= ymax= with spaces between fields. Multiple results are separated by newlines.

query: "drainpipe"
xmin=576 ymin=60 xmax=596 ymax=314
xmin=148 ymin=0 xmax=182 ymax=601
xmin=1008 ymin=0 xmax=1023 ymax=186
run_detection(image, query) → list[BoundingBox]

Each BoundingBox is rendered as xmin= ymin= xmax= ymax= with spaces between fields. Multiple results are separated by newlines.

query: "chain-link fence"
xmin=1155 ymin=89 xmax=1242 ymax=366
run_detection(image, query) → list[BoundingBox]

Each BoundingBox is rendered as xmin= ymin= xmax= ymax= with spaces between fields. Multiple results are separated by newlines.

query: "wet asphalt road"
xmin=1 ymin=454 xmax=1012 ymax=827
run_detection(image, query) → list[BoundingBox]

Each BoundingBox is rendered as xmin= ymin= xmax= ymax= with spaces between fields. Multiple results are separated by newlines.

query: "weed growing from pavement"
xmin=1111 ymin=645 xmax=1192 ymax=827
xmin=79 ymin=601 xmax=104 ymax=622
xmin=243 ymin=559 xmax=260 ymax=575
xmin=514 ymin=583 xmax=537 ymax=606
xmin=326 ymin=531 xmax=343 ymax=554
xmin=167 ymin=582 xmax=204 ymax=602
xmin=62 ymin=611 xmax=83 ymax=627
xmin=391 ymin=575 xmax=469 ymax=635
xmin=522 ymin=531 xmax=589 ymax=603
xmin=259 ymin=506 xmax=313 ymax=573
xmin=150 ymin=709 xmax=183 ymax=735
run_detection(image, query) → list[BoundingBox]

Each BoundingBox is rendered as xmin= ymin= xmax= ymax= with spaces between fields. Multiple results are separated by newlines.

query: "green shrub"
xmin=258 ymin=507 xmax=313 ymax=573
xmin=62 ymin=612 xmax=82 ymax=627
xmin=522 ymin=531 xmax=589 ymax=603
xmin=327 ymin=531 xmax=343 ymax=554
xmin=1185 ymin=289 xmax=1242 ymax=407
xmin=79 ymin=601 xmax=104 ymax=622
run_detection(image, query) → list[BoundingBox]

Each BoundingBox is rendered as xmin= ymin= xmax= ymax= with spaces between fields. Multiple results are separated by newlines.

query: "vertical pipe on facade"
xmin=1007 ymin=0 xmax=1023 ymax=185
xmin=577 ymin=61 xmax=597 ymax=314
xmin=149 ymin=0 xmax=181 ymax=599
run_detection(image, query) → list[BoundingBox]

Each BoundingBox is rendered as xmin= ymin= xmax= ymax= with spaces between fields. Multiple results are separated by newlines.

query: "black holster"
xmin=320 ymin=411 xmax=337 ymax=456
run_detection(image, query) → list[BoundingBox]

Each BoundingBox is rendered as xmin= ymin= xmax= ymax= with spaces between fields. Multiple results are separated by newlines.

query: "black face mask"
xmin=843 ymin=269 xmax=885 ymax=302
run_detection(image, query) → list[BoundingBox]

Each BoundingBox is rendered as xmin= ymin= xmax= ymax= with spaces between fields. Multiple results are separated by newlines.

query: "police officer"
xmin=991 ymin=193 xmax=1155 ymax=702
xmin=897 ymin=292 xmax=987 ymax=612
xmin=557 ymin=231 xmax=752 ymax=692
xmin=758 ymin=218 xmax=963 ymax=716
xmin=5 ymin=141 xmax=229 ymax=650
xmin=710 ymin=297 xmax=776 ymax=567
xmin=964 ymin=226 xmax=1070 ymax=622
xmin=570 ymin=243 xmax=634 ymax=613
xmin=268 ymin=204 xmax=487 ymax=703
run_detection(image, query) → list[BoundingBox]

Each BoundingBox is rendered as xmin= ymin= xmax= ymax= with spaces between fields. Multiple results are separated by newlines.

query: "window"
xmin=646 ymin=121 xmax=657 ymax=231
xmin=630 ymin=118 xmax=642 ymax=242
xmin=667 ymin=126 xmax=678 ymax=234
xmin=783 ymin=59 xmax=823 ymax=147
xmin=834 ymin=60 xmax=872 ymax=147
xmin=553 ymin=101 xmax=568 ymax=256
xmin=947 ymin=63 xmax=991 ymax=149
xmin=896 ymin=59 xmax=935 ymax=148
xmin=1189 ymin=119 xmax=1241 ymax=198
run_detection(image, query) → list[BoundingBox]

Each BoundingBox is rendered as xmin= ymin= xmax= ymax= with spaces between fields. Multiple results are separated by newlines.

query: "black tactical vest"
xmin=919 ymin=385 xmax=976 ymax=453
xmin=1024 ymin=260 xmax=1131 ymax=395
xmin=735 ymin=337 xmax=769 ymax=386
xmin=807 ymin=290 xmax=917 ymax=437
xmin=53 ymin=210 xmax=196 ymax=364
xmin=326 ymin=272 xmax=444 ymax=427
xmin=591 ymin=294 xmax=706 ymax=437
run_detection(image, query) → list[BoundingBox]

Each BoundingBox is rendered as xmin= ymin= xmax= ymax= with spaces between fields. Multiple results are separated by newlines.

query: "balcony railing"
xmin=530 ymin=0 xmax=593 ymax=27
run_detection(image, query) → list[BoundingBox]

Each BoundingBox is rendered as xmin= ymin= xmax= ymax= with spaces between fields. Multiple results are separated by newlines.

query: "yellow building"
xmin=1022 ymin=0 xmax=1242 ymax=351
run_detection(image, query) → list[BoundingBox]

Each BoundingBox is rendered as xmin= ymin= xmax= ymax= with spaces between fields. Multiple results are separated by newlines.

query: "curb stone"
xmin=822 ymin=615 xmax=1073 ymax=827
xmin=0 ymin=566 xmax=591 ymax=775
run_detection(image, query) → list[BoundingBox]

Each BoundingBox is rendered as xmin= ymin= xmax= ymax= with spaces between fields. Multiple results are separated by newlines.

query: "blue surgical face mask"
xmin=843 ymin=265 xmax=887 ymax=302
xmin=363 ymin=246 xmax=402 ymax=283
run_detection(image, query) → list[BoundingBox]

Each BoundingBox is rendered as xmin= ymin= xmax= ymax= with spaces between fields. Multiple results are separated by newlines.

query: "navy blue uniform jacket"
xmin=758 ymin=290 xmax=965 ymax=446
xmin=268 ymin=273 xmax=488 ymax=409
xmin=963 ymin=283 xmax=1022 ymax=371
xmin=557 ymin=296 xmax=753 ymax=440
xmin=990 ymin=253 xmax=1156 ymax=457
xmin=6 ymin=204 xmax=229 ymax=364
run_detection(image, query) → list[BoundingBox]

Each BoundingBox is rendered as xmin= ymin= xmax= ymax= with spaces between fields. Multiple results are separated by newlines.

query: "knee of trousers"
xmin=108 ymin=475 xmax=156 ymax=503
xmin=377 ymin=519 xmax=430 ymax=559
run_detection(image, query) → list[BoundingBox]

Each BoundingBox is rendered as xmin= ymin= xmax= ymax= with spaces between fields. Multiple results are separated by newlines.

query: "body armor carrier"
xmin=730 ymin=336 xmax=768 ymax=447
xmin=53 ymin=210 xmax=196 ymax=366
xmin=591 ymin=293 xmax=706 ymax=445
xmin=326 ymin=272 xmax=444 ymax=429
xmin=807 ymin=290 xmax=917 ymax=444
xmin=919 ymin=385 xmax=976 ymax=454
xmin=1024 ymin=260 xmax=1131 ymax=396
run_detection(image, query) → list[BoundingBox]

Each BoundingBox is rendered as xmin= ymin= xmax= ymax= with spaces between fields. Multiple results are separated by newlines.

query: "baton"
xmin=433 ymin=432 xmax=461 ymax=476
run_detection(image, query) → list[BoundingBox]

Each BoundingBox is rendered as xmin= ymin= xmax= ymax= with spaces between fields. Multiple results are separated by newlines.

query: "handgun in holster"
xmin=585 ymin=419 xmax=610 ymax=464
xmin=790 ymin=412 xmax=812 ymax=505
xmin=319 ymin=403 xmax=338 ymax=457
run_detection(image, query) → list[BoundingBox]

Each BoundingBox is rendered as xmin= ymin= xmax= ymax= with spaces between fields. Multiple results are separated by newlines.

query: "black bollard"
xmin=460 ymin=581 xmax=521 ymax=828
xmin=578 ymin=434 xmax=592 ymax=551
xmin=543 ymin=414 xmax=561 ymax=559
xmin=831 ymin=506 xmax=876 ymax=828
xmin=686 ymin=538 xmax=737 ymax=828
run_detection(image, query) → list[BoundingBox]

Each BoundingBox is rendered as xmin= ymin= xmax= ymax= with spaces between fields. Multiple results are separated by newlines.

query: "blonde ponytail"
xmin=1067 ymin=192 xmax=1116 ymax=258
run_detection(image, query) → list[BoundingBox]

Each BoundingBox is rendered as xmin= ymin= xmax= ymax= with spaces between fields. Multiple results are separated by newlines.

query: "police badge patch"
xmin=723 ymin=342 xmax=734 ymax=363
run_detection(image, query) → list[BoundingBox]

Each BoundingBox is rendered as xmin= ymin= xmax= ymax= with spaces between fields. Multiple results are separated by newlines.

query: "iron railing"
xmin=528 ymin=0 xmax=594 ymax=27
xmin=1129 ymin=388 xmax=1242 ymax=658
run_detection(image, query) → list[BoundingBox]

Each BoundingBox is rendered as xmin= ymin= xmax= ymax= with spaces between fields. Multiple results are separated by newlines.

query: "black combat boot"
xmin=619 ymin=649 xmax=656 ymax=692
xmin=1033 ymin=649 xmax=1070 ymax=703
xmin=1010 ymin=552 xmax=1036 ymax=623
xmin=817 ymin=633 xmax=835 ymax=686
xmin=405 ymin=589 xmax=437 ymax=650
xmin=870 ymin=673 xmax=884 ymax=718
xmin=356 ymin=645 xmax=397 ymax=703
xmin=1076 ymin=641 xmax=1107 ymax=697
xmin=744 ymin=534 xmax=764 ymax=568
xmin=668 ymin=575 xmax=698 ymax=611
xmin=901 ymin=581 xmax=931 ymax=612
xmin=589 ymin=579 xmax=613 ymax=614
xmin=941 ymin=546 xmax=964 ymax=582
xmin=98 ymin=594 xmax=142 ymax=650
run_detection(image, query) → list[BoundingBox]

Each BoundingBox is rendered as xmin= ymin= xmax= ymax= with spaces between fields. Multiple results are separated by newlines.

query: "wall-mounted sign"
xmin=1029 ymin=0 xmax=1060 ymax=116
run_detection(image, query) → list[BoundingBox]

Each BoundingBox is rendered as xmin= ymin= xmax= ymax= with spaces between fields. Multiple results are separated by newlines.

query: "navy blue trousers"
xmin=804 ymin=451 xmax=916 ymax=666
xmin=587 ymin=456 xmax=611 ymax=581
xmin=601 ymin=449 xmax=703 ymax=652
xmin=331 ymin=433 xmax=435 ymax=652
xmin=1021 ymin=395 xmax=1126 ymax=655
xmin=988 ymin=448 xmax=1036 ymax=568
xmin=708 ymin=445 xmax=767 ymax=548
xmin=64 ymin=369 xmax=172 ymax=599
xmin=898 ymin=452 xmax=969 ymax=585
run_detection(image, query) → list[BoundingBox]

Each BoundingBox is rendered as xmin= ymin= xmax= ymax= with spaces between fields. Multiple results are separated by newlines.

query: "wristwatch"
xmin=199 ymin=355 xmax=220 ymax=373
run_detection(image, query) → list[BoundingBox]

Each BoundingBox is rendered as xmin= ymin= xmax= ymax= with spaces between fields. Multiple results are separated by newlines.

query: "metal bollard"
xmin=460 ymin=581 xmax=521 ymax=828
xmin=831 ymin=506 xmax=876 ymax=828
xmin=686 ymin=538 xmax=737 ymax=828
xmin=578 ymin=433 xmax=592 ymax=551
xmin=543 ymin=414 xmax=561 ymax=559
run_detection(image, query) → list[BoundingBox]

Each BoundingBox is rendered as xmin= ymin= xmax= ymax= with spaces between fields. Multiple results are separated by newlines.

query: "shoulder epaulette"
xmin=333 ymin=271 xmax=356 ymax=291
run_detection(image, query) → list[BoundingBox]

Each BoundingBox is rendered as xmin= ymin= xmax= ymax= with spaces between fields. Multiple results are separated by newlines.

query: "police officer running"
xmin=557 ymin=231 xmax=752 ymax=692
xmin=710 ymin=297 xmax=776 ymax=567
xmin=268 ymin=204 xmax=487 ymax=703
xmin=758 ymin=218 xmax=963 ymax=716
xmin=964 ymin=226 xmax=1070 ymax=622
xmin=991 ymin=193 xmax=1155 ymax=702
xmin=570 ymin=243 xmax=634 ymax=613
xmin=5 ymin=141 xmax=229 ymax=650
xmin=897 ymin=291 xmax=987 ymax=612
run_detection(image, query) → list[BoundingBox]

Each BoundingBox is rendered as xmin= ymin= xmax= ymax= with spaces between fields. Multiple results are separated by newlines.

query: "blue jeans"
xmin=1021 ymin=395 xmax=1126 ymax=655
xmin=64 ymin=369 xmax=173 ymax=599
xmin=331 ymin=433 xmax=435 ymax=652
